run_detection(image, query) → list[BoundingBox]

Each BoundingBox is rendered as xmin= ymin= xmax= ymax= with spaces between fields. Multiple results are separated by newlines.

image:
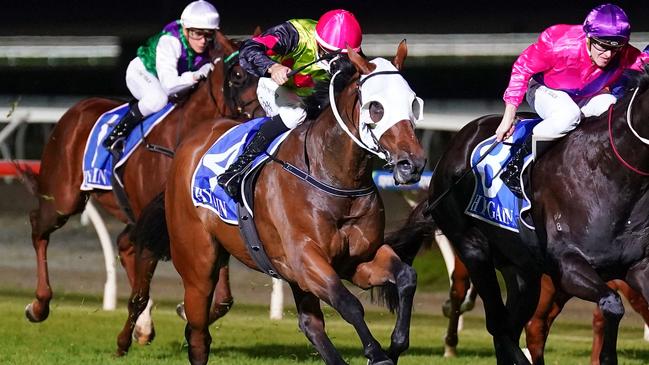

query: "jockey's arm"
xmin=496 ymin=103 xmax=518 ymax=141
xmin=239 ymin=21 xmax=300 ymax=78
xmin=156 ymin=35 xmax=198 ymax=95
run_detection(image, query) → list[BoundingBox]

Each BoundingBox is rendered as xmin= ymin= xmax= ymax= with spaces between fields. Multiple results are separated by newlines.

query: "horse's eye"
xmin=369 ymin=101 xmax=384 ymax=123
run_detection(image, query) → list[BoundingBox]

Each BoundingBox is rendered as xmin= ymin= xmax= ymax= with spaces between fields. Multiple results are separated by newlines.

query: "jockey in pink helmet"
xmin=217 ymin=9 xmax=363 ymax=199
xmin=495 ymin=3 xmax=649 ymax=197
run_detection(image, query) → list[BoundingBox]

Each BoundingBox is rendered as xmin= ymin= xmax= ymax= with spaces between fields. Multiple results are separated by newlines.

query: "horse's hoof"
xmin=133 ymin=324 xmax=155 ymax=345
xmin=115 ymin=348 xmax=128 ymax=357
xmin=176 ymin=303 xmax=187 ymax=321
xmin=444 ymin=345 xmax=457 ymax=358
xmin=369 ymin=360 xmax=394 ymax=365
xmin=25 ymin=302 xmax=49 ymax=323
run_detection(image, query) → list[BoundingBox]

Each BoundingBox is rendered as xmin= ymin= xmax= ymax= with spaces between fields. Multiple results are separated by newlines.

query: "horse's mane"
xmin=303 ymin=56 xmax=357 ymax=120
xmin=613 ymin=63 xmax=649 ymax=108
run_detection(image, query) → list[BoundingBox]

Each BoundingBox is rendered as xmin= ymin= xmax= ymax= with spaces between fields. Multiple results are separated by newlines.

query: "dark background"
xmin=2 ymin=1 xmax=649 ymax=99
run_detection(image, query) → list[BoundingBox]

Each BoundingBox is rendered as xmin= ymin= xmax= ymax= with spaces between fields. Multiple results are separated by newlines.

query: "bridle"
xmin=221 ymin=51 xmax=262 ymax=119
xmin=608 ymin=89 xmax=649 ymax=176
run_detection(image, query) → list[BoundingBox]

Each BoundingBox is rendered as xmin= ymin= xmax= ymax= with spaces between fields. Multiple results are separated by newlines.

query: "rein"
xmin=423 ymin=140 xmax=500 ymax=216
xmin=608 ymin=98 xmax=649 ymax=176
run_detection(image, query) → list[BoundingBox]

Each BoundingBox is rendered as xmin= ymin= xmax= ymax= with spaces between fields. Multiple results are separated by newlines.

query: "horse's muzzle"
xmin=392 ymin=153 xmax=426 ymax=185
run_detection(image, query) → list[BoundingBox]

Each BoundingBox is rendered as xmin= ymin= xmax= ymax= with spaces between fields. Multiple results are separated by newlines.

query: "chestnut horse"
xmin=21 ymin=31 xmax=262 ymax=341
xmin=386 ymin=67 xmax=649 ymax=364
xmin=131 ymin=42 xmax=426 ymax=364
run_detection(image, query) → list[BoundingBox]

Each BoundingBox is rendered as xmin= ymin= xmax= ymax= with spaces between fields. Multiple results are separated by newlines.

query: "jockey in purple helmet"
xmin=103 ymin=0 xmax=220 ymax=152
xmin=495 ymin=3 xmax=649 ymax=197
xmin=217 ymin=9 xmax=363 ymax=199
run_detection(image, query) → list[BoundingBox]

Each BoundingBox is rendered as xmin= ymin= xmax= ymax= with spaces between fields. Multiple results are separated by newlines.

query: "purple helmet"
xmin=583 ymin=4 xmax=630 ymax=47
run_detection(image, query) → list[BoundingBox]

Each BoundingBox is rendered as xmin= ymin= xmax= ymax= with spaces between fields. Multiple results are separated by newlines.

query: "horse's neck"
xmin=182 ymin=71 xmax=226 ymax=126
xmin=306 ymin=105 xmax=374 ymax=188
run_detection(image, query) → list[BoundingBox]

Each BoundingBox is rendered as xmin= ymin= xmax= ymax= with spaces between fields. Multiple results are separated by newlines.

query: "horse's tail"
xmin=385 ymin=199 xmax=436 ymax=265
xmin=11 ymin=160 xmax=39 ymax=196
xmin=374 ymin=199 xmax=437 ymax=312
xmin=130 ymin=192 xmax=171 ymax=261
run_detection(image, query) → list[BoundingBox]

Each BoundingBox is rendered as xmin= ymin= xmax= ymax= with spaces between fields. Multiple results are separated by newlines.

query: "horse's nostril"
xmin=397 ymin=160 xmax=413 ymax=172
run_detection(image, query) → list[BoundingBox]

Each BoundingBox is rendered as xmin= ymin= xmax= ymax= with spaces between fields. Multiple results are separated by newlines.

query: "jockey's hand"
xmin=496 ymin=103 xmax=518 ymax=141
xmin=193 ymin=63 xmax=213 ymax=82
xmin=268 ymin=63 xmax=291 ymax=85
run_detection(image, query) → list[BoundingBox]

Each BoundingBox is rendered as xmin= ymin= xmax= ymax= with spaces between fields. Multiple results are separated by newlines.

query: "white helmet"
xmin=181 ymin=1 xmax=220 ymax=30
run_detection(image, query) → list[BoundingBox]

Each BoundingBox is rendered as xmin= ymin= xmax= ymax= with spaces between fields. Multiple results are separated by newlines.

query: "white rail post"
xmin=80 ymin=199 xmax=117 ymax=310
xmin=270 ymin=278 xmax=284 ymax=320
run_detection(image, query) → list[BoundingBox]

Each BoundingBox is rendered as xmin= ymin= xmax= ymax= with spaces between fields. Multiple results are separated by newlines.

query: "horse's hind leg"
xmin=298 ymin=245 xmax=392 ymax=365
xmin=352 ymin=244 xmax=417 ymax=363
xmin=451 ymin=229 xmax=531 ymax=365
xmin=524 ymin=275 xmax=567 ymax=365
xmin=442 ymin=257 xmax=472 ymax=357
xmin=114 ymin=226 xmax=156 ymax=345
xmin=558 ymin=252 xmax=623 ymax=365
xmin=26 ymin=191 xmax=86 ymax=322
xmin=116 ymin=246 xmax=159 ymax=356
xmin=501 ymin=265 xmax=542 ymax=348
xmin=175 ymin=264 xmax=234 ymax=324
xmin=290 ymin=283 xmax=347 ymax=364
xmin=208 ymin=264 xmax=234 ymax=323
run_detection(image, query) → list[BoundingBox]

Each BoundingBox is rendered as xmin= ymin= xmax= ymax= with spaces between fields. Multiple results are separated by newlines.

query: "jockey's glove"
xmin=193 ymin=63 xmax=214 ymax=82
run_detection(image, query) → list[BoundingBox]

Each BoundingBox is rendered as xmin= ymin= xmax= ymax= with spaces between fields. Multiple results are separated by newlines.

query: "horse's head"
xmin=209 ymin=31 xmax=263 ymax=120
xmin=338 ymin=41 xmax=426 ymax=184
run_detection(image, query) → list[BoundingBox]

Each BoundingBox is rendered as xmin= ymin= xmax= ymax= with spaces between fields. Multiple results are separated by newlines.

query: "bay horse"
xmin=20 ymin=31 xmax=262 ymax=343
xmin=386 ymin=67 xmax=649 ymax=364
xmin=132 ymin=42 xmax=426 ymax=364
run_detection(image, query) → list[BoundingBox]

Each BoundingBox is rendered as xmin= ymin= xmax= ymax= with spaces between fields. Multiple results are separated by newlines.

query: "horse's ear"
xmin=393 ymin=39 xmax=408 ymax=71
xmin=215 ymin=31 xmax=235 ymax=54
xmin=347 ymin=46 xmax=374 ymax=75
xmin=253 ymin=25 xmax=262 ymax=37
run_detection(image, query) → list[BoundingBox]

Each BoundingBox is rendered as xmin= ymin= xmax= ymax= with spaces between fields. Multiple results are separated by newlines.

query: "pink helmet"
xmin=315 ymin=9 xmax=362 ymax=53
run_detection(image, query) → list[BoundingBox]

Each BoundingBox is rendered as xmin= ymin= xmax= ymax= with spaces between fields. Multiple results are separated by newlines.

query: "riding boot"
xmin=102 ymin=103 xmax=144 ymax=151
xmin=217 ymin=115 xmax=290 ymax=199
xmin=500 ymin=136 xmax=532 ymax=198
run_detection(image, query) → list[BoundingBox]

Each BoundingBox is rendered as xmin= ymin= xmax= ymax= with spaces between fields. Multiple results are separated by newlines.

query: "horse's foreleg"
xmin=290 ymin=283 xmax=347 ymax=365
xmin=558 ymin=252 xmax=623 ymax=365
xmin=299 ymin=245 xmax=392 ymax=365
xmin=116 ymin=246 xmax=158 ymax=356
xmin=352 ymin=244 xmax=416 ymax=364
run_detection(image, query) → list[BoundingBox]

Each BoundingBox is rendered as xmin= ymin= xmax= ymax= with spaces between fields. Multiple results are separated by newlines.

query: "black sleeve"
xmin=239 ymin=21 xmax=300 ymax=77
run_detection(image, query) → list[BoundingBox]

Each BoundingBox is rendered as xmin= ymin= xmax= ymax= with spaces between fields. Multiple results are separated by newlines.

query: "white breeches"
xmin=256 ymin=77 xmax=306 ymax=129
xmin=125 ymin=57 xmax=169 ymax=117
xmin=527 ymin=82 xmax=617 ymax=137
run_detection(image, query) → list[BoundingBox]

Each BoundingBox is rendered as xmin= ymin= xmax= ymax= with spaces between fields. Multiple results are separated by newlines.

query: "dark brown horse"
xmin=387 ymin=67 xmax=649 ymax=364
xmin=21 ymin=31 xmax=262 ymax=343
xmin=132 ymin=42 xmax=426 ymax=364
xmin=437 ymin=254 xmax=649 ymax=364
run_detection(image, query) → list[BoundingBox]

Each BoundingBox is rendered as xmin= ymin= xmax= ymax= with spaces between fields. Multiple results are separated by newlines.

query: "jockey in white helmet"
xmin=103 ymin=0 xmax=220 ymax=151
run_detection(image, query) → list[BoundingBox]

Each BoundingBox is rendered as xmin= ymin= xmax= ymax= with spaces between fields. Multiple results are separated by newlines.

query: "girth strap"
xmin=236 ymin=203 xmax=284 ymax=280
